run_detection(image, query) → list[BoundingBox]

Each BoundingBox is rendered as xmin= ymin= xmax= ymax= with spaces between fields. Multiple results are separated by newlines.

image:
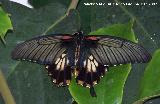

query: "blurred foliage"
xmin=0 ymin=6 xmax=12 ymax=44
xmin=134 ymin=49 xmax=160 ymax=104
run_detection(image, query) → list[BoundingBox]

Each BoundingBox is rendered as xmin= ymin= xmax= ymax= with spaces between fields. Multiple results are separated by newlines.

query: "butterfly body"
xmin=11 ymin=31 xmax=151 ymax=97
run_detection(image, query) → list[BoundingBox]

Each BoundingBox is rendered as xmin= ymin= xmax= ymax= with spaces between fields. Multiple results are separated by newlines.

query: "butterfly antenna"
xmin=90 ymin=86 xmax=97 ymax=97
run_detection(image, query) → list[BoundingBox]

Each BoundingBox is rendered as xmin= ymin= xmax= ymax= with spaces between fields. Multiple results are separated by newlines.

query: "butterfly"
xmin=11 ymin=31 xmax=151 ymax=97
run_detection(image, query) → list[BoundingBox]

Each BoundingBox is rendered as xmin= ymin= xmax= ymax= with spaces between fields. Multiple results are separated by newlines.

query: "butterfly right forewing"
xmin=87 ymin=35 xmax=152 ymax=66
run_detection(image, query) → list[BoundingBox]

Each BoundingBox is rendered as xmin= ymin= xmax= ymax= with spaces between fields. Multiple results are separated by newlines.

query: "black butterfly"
xmin=11 ymin=31 xmax=151 ymax=97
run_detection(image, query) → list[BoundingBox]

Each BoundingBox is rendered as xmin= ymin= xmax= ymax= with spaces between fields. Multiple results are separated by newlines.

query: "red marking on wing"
xmin=62 ymin=36 xmax=73 ymax=40
xmin=86 ymin=36 xmax=98 ymax=40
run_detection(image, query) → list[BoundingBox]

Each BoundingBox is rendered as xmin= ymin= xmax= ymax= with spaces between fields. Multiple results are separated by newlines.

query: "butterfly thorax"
xmin=73 ymin=32 xmax=84 ymax=65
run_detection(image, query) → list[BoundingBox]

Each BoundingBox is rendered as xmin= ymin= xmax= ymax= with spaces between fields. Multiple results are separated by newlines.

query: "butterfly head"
xmin=73 ymin=31 xmax=83 ymax=36
xmin=73 ymin=31 xmax=84 ymax=44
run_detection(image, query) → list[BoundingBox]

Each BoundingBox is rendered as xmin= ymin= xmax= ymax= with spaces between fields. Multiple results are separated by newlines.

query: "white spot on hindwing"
xmin=85 ymin=55 xmax=99 ymax=72
xmin=33 ymin=60 xmax=37 ymax=63
xmin=67 ymin=59 xmax=69 ymax=64
xmin=45 ymin=65 xmax=49 ymax=69
xmin=83 ymin=60 xmax=86 ymax=66
xmin=56 ymin=59 xmax=62 ymax=70
xmin=104 ymin=65 xmax=109 ymax=67
xmin=55 ymin=54 xmax=67 ymax=70
xmin=53 ymin=79 xmax=56 ymax=83
xmin=94 ymin=60 xmax=98 ymax=67
xmin=55 ymin=58 xmax=60 ymax=64
xmin=61 ymin=57 xmax=65 ymax=70
xmin=87 ymin=59 xmax=92 ymax=72
xmin=61 ymin=54 xmax=65 ymax=58
xmin=89 ymin=55 xmax=94 ymax=60
xmin=91 ymin=62 xmax=96 ymax=72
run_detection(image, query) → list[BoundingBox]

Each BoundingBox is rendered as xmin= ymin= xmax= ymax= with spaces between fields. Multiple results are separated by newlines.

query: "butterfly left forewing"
xmin=11 ymin=34 xmax=73 ymax=64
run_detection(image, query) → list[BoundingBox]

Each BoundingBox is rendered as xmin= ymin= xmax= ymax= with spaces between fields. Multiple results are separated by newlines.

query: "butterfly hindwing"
xmin=76 ymin=54 xmax=107 ymax=87
xmin=45 ymin=42 xmax=76 ymax=86
xmin=76 ymin=41 xmax=107 ymax=88
xmin=46 ymin=52 xmax=74 ymax=86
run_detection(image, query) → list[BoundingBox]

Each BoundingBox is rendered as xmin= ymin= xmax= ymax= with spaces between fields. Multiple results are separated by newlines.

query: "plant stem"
xmin=0 ymin=35 xmax=6 ymax=45
xmin=43 ymin=0 xmax=79 ymax=35
xmin=67 ymin=0 xmax=79 ymax=15
xmin=0 ymin=69 xmax=16 ymax=104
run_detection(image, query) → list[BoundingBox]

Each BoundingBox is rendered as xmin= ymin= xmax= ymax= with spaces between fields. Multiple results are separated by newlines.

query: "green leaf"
xmin=134 ymin=49 xmax=160 ymax=104
xmin=0 ymin=6 xmax=12 ymax=44
xmin=69 ymin=20 xmax=136 ymax=104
